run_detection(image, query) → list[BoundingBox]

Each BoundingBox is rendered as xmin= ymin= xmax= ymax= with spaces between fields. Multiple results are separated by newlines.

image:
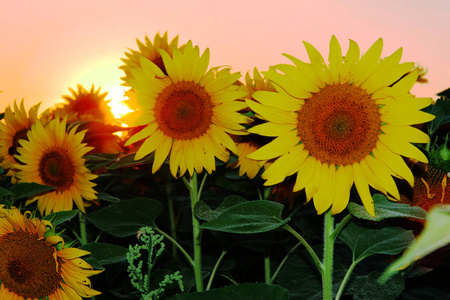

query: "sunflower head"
xmin=120 ymin=32 xmax=182 ymax=85
xmin=247 ymin=36 xmax=435 ymax=216
xmin=228 ymin=68 xmax=276 ymax=179
xmin=0 ymin=100 xmax=41 ymax=181
xmin=15 ymin=117 xmax=98 ymax=215
xmin=0 ymin=206 xmax=102 ymax=299
xmin=51 ymin=84 xmax=118 ymax=125
xmin=121 ymin=40 xmax=251 ymax=177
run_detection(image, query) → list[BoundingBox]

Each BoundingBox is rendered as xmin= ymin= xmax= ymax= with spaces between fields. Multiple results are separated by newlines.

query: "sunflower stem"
xmin=335 ymin=260 xmax=358 ymax=300
xmin=206 ymin=249 xmax=227 ymax=291
xmin=183 ymin=171 xmax=204 ymax=292
xmin=264 ymin=254 xmax=271 ymax=284
xmin=79 ymin=211 xmax=88 ymax=246
xmin=330 ymin=214 xmax=352 ymax=241
xmin=322 ymin=210 xmax=334 ymax=300
xmin=166 ymin=173 xmax=178 ymax=259
xmin=283 ymin=224 xmax=323 ymax=274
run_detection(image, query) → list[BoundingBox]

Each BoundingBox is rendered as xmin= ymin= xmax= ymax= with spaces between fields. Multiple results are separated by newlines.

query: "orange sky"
xmin=0 ymin=0 xmax=449 ymax=114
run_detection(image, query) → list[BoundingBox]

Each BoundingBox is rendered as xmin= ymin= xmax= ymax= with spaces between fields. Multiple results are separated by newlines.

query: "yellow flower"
xmin=120 ymin=32 xmax=182 ymax=83
xmin=0 ymin=206 xmax=102 ymax=299
xmin=228 ymin=68 xmax=275 ymax=179
xmin=122 ymin=41 xmax=251 ymax=177
xmin=52 ymin=84 xmax=118 ymax=126
xmin=14 ymin=117 xmax=98 ymax=215
xmin=0 ymin=100 xmax=41 ymax=181
xmin=247 ymin=36 xmax=435 ymax=216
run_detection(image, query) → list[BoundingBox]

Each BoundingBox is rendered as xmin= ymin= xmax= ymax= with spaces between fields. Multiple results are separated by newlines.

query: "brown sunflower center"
xmin=0 ymin=230 xmax=61 ymax=298
xmin=9 ymin=127 xmax=30 ymax=156
xmin=154 ymin=81 xmax=213 ymax=140
xmin=297 ymin=83 xmax=381 ymax=165
xmin=39 ymin=149 xmax=75 ymax=191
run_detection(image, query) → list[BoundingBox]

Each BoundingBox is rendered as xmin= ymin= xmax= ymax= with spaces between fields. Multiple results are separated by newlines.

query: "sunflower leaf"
xmin=175 ymin=283 xmax=289 ymax=300
xmin=200 ymin=200 xmax=289 ymax=234
xmin=43 ymin=209 xmax=79 ymax=226
xmin=86 ymin=197 xmax=163 ymax=237
xmin=348 ymin=194 xmax=427 ymax=221
xmin=194 ymin=195 xmax=247 ymax=222
xmin=9 ymin=182 xmax=55 ymax=200
xmin=81 ymin=242 xmax=128 ymax=265
xmin=379 ymin=205 xmax=450 ymax=283
xmin=424 ymin=95 xmax=450 ymax=135
xmin=339 ymin=222 xmax=414 ymax=262
xmin=107 ymin=152 xmax=155 ymax=169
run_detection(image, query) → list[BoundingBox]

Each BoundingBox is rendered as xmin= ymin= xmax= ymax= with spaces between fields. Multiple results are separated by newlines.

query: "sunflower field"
xmin=0 ymin=32 xmax=449 ymax=300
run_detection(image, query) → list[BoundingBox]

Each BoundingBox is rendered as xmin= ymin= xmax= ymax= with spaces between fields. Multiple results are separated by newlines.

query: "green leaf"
xmin=0 ymin=187 xmax=15 ymax=198
xmin=200 ymin=200 xmax=289 ymax=234
xmin=194 ymin=195 xmax=247 ymax=222
xmin=42 ymin=209 xmax=79 ymax=226
xmin=81 ymin=242 xmax=128 ymax=265
xmin=380 ymin=205 xmax=450 ymax=283
xmin=346 ymin=270 xmax=404 ymax=300
xmin=9 ymin=182 xmax=55 ymax=199
xmin=339 ymin=222 xmax=414 ymax=262
xmin=86 ymin=197 xmax=163 ymax=237
xmin=175 ymin=283 xmax=289 ymax=300
xmin=424 ymin=96 xmax=450 ymax=135
xmin=97 ymin=192 xmax=121 ymax=203
xmin=107 ymin=152 xmax=154 ymax=169
xmin=348 ymin=194 xmax=427 ymax=221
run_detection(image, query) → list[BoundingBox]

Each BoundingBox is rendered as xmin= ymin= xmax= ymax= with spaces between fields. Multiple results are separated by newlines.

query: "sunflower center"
xmin=297 ymin=83 xmax=381 ymax=165
xmin=9 ymin=127 xmax=30 ymax=156
xmin=154 ymin=81 xmax=213 ymax=140
xmin=0 ymin=230 xmax=61 ymax=298
xmin=39 ymin=149 xmax=75 ymax=191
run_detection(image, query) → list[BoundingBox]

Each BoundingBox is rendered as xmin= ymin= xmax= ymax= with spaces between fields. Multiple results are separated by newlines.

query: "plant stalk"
xmin=322 ymin=210 xmax=334 ymax=300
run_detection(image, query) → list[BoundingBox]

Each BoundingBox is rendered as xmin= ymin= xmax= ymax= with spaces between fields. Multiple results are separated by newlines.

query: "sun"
xmin=106 ymin=86 xmax=133 ymax=119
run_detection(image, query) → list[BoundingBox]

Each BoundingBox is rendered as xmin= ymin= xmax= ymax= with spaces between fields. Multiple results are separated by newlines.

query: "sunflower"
xmin=14 ymin=117 xmax=98 ymax=215
xmin=247 ymin=36 xmax=435 ymax=215
xmin=120 ymin=32 xmax=181 ymax=83
xmin=48 ymin=85 xmax=122 ymax=154
xmin=0 ymin=206 xmax=102 ymax=299
xmin=121 ymin=41 xmax=251 ymax=177
xmin=53 ymin=84 xmax=118 ymax=125
xmin=0 ymin=100 xmax=41 ymax=181
xmin=228 ymin=68 xmax=275 ymax=179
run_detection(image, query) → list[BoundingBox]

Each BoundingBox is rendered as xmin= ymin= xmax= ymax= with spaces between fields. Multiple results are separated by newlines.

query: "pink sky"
xmin=0 ymin=0 xmax=448 ymax=114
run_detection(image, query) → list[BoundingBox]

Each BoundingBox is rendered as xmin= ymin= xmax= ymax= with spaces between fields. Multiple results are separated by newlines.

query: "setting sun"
xmin=106 ymin=86 xmax=133 ymax=120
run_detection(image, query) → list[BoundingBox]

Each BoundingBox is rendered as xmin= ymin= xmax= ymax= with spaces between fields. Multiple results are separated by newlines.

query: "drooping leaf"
xmin=97 ymin=192 xmax=121 ymax=203
xmin=346 ymin=270 xmax=404 ymax=300
xmin=175 ymin=283 xmax=289 ymax=300
xmin=86 ymin=197 xmax=163 ymax=237
xmin=339 ymin=222 xmax=414 ymax=262
xmin=380 ymin=205 xmax=450 ymax=283
xmin=9 ymin=182 xmax=55 ymax=199
xmin=0 ymin=187 xmax=15 ymax=198
xmin=348 ymin=194 xmax=427 ymax=221
xmin=200 ymin=200 xmax=289 ymax=234
xmin=194 ymin=195 xmax=247 ymax=222
xmin=107 ymin=152 xmax=154 ymax=169
xmin=81 ymin=242 xmax=128 ymax=265
xmin=43 ymin=209 xmax=79 ymax=226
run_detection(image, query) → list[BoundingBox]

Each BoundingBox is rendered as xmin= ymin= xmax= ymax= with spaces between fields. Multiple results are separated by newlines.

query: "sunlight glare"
xmin=107 ymin=86 xmax=133 ymax=120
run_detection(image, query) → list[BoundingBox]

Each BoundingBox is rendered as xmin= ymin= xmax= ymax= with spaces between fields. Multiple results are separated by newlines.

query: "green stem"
xmin=330 ymin=214 xmax=352 ymax=241
xmin=264 ymin=255 xmax=271 ymax=284
xmin=166 ymin=174 xmax=177 ymax=259
xmin=206 ymin=250 xmax=227 ymax=291
xmin=153 ymin=228 xmax=194 ymax=268
xmin=283 ymin=224 xmax=323 ymax=274
xmin=322 ymin=210 xmax=334 ymax=300
xmin=271 ymin=241 xmax=302 ymax=283
xmin=263 ymin=186 xmax=273 ymax=200
xmin=78 ymin=211 xmax=88 ymax=246
xmin=335 ymin=260 xmax=358 ymax=300
xmin=183 ymin=172 xmax=204 ymax=292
